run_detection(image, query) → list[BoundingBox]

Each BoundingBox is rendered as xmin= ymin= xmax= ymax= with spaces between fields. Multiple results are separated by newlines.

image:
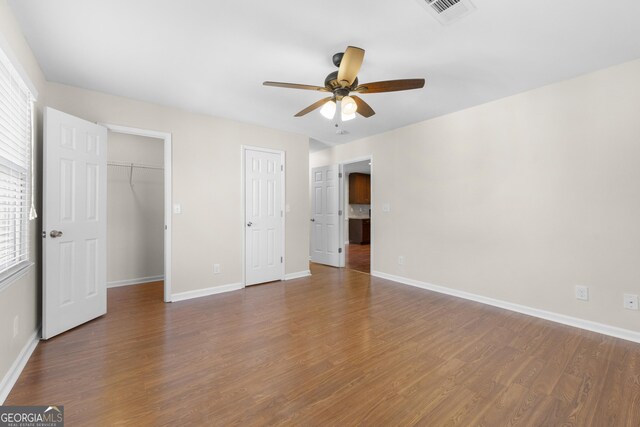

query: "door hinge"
xmin=281 ymin=165 xmax=284 ymax=171
xmin=338 ymin=172 xmax=343 ymax=178
xmin=338 ymin=210 xmax=342 ymax=216
xmin=281 ymin=210 xmax=283 ymax=217
xmin=281 ymin=256 xmax=283 ymax=263
xmin=338 ymin=247 xmax=342 ymax=253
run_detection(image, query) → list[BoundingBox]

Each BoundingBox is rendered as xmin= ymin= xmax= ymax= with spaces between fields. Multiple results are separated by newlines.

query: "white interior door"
xmin=43 ymin=107 xmax=107 ymax=339
xmin=310 ymin=165 xmax=341 ymax=267
xmin=245 ymin=148 xmax=284 ymax=286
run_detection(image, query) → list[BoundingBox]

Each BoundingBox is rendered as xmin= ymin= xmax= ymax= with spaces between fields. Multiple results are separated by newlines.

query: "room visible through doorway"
xmin=106 ymin=130 xmax=166 ymax=300
xmin=343 ymin=159 xmax=371 ymax=274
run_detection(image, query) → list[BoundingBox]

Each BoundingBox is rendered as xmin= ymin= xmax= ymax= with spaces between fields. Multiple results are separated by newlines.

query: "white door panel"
xmin=43 ymin=107 xmax=107 ymax=339
xmin=310 ymin=165 xmax=341 ymax=267
xmin=245 ymin=149 xmax=283 ymax=285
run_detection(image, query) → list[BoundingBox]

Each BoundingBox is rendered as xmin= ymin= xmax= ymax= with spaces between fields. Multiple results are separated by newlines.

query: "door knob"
xmin=50 ymin=230 xmax=63 ymax=238
xmin=247 ymin=222 xmax=253 ymax=227
xmin=310 ymin=218 xmax=315 ymax=222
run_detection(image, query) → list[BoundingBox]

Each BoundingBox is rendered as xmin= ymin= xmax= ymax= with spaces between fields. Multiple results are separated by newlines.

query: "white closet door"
xmin=43 ymin=107 xmax=108 ymax=339
xmin=245 ymin=148 xmax=284 ymax=285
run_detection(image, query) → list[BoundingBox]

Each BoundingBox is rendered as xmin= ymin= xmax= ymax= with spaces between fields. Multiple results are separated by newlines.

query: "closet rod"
xmin=107 ymin=161 xmax=163 ymax=171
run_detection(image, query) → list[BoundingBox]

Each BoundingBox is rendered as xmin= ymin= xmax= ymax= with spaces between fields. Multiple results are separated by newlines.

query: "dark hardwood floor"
xmin=346 ymin=243 xmax=370 ymax=273
xmin=7 ymin=265 xmax=640 ymax=426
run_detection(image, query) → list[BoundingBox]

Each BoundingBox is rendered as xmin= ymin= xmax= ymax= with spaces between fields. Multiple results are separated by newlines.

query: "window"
xmin=0 ymin=45 xmax=35 ymax=282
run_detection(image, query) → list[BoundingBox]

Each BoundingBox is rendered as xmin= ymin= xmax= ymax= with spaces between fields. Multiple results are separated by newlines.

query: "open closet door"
xmin=42 ymin=107 xmax=108 ymax=339
xmin=310 ymin=165 xmax=342 ymax=267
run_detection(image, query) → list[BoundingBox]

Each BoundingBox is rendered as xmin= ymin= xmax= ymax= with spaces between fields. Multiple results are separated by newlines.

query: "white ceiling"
xmin=9 ymin=1 xmax=640 ymax=149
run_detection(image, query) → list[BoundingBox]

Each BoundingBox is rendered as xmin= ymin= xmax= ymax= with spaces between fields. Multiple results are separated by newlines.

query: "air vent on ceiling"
xmin=415 ymin=0 xmax=476 ymax=25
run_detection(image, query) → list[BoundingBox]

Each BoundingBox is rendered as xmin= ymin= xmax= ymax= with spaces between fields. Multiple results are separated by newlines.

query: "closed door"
xmin=43 ymin=107 xmax=108 ymax=339
xmin=245 ymin=148 xmax=284 ymax=285
xmin=310 ymin=165 xmax=341 ymax=267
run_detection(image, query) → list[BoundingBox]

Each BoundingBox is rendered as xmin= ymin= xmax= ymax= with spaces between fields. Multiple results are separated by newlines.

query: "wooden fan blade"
xmin=337 ymin=46 xmax=365 ymax=87
xmin=351 ymin=95 xmax=375 ymax=118
xmin=354 ymin=79 xmax=425 ymax=94
xmin=294 ymin=97 xmax=333 ymax=117
xmin=263 ymin=81 xmax=329 ymax=92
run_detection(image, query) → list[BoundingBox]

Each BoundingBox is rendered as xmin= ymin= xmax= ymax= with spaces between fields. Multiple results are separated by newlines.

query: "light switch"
xmin=285 ymin=204 xmax=291 ymax=212
xmin=173 ymin=204 xmax=182 ymax=214
xmin=382 ymin=203 xmax=391 ymax=212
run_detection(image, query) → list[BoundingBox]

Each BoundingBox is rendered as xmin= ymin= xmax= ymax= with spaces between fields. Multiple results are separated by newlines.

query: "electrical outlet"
xmin=382 ymin=203 xmax=391 ymax=213
xmin=398 ymin=256 xmax=405 ymax=265
xmin=13 ymin=315 xmax=18 ymax=338
xmin=623 ymin=294 xmax=639 ymax=310
xmin=575 ymin=285 xmax=589 ymax=301
xmin=213 ymin=264 xmax=220 ymax=274
xmin=173 ymin=204 xmax=182 ymax=214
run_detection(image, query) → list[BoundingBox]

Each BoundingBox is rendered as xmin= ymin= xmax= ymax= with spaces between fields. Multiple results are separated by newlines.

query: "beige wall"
xmin=107 ymin=132 xmax=164 ymax=284
xmin=46 ymin=82 xmax=310 ymax=295
xmin=311 ymin=58 xmax=640 ymax=333
xmin=0 ymin=0 xmax=46 ymax=395
xmin=1 ymin=0 xmax=310 ymax=392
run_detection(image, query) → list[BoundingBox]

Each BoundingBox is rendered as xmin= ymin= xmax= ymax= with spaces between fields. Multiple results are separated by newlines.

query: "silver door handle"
xmin=247 ymin=222 xmax=252 ymax=227
xmin=50 ymin=230 xmax=63 ymax=238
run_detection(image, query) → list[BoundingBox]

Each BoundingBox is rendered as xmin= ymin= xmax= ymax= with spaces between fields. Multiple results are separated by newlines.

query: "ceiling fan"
xmin=263 ymin=46 xmax=425 ymax=121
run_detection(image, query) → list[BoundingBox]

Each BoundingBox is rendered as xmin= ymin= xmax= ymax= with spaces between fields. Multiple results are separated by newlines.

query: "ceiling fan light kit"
xmin=341 ymin=96 xmax=357 ymax=115
xmin=264 ymin=46 xmax=426 ymax=122
xmin=341 ymin=111 xmax=356 ymax=122
xmin=320 ymin=100 xmax=337 ymax=120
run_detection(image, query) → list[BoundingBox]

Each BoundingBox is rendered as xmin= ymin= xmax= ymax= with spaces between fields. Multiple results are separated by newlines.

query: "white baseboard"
xmin=284 ymin=270 xmax=311 ymax=281
xmin=372 ymin=271 xmax=640 ymax=344
xmin=108 ymin=275 xmax=165 ymax=288
xmin=171 ymin=282 xmax=244 ymax=302
xmin=0 ymin=329 xmax=39 ymax=404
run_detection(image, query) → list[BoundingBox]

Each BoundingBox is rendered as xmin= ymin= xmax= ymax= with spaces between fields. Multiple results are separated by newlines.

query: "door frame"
xmin=101 ymin=123 xmax=173 ymax=302
xmin=241 ymin=145 xmax=286 ymax=286
xmin=339 ymin=155 xmax=373 ymax=271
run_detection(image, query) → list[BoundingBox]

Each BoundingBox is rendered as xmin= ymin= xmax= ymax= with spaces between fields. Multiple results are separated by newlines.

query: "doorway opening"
xmin=341 ymin=158 xmax=372 ymax=274
xmin=103 ymin=124 xmax=172 ymax=302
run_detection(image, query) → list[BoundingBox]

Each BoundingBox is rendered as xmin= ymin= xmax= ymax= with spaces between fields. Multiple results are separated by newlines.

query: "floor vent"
xmin=416 ymin=0 xmax=476 ymax=25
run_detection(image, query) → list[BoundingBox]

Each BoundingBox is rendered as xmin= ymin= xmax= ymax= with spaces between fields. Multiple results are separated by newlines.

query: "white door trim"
xmin=101 ymin=123 xmax=173 ymax=302
xmin=241 ymin=145 xmax=286 ymax=286
xmin=339 ymin=164 xmax=345 ymax=267
xmin=339 ymin=155 xmax=374 ymax=271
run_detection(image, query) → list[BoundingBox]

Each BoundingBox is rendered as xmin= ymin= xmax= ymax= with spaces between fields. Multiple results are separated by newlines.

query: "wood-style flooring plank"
xmin=5 ymin=265 xmax=640 ymax=426
xmin=345 ymin=243 xmax=370 ymax=273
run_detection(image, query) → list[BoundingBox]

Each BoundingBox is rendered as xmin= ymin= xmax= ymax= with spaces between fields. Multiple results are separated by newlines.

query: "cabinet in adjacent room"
xmin=349 ymin=173 xmax=370 ymax=204
xmin=349 ymin=218 xmax=370 ymax=244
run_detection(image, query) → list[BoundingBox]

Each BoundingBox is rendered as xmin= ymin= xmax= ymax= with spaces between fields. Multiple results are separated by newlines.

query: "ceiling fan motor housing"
xmin=324 ymin=71 xmax=358 ymax=95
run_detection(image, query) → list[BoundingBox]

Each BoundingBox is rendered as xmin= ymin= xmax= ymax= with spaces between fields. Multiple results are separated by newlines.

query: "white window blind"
xmin=0 ymin=45 xmax=34 ymax=280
